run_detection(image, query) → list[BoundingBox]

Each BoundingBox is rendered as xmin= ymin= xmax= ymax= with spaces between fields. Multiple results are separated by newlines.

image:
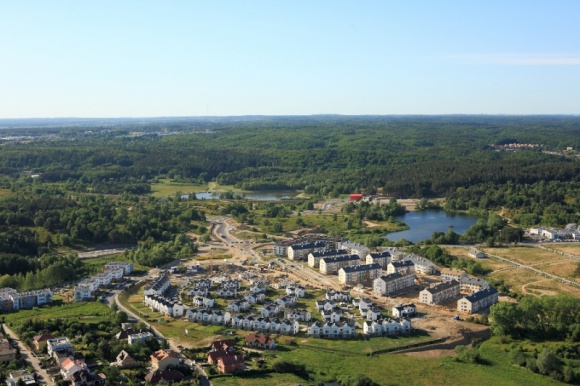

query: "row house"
xmin=352 ymin=297 xmax=373 ymax=310
xmin=188 ymin=287 xmax=209 ymax=297
xmin=308 ymin=249 xmax=348 ymax=268
xmin=307 ymin=321 xmax=356 ymax=339
xmin=275 ymin=295 xmax=298 ymax=308
xmin=103 ymin=261 xmax=134 ymax=275
xmin=127 ymin=332 xmax=154 ymax=345
xmin=315 ymin=299 xmax=337 ymax=311
xmin=193 ymin=296 xmax=215 ymax=308
xmin=392 ymin=303 xmax=416 ymax=317
xmin=192 ymin=279 xmax=212 ymax=289
xmin=363 ymin=318 xmax=412 ymax=336
xmin=10 ymin=289 xmax=53 ymax=310
xmin=373 ymin=272 xmax=416 ymax=296
xmin=144 ymin=272 xmax=170 ymax=296
xmin=288 ymin=241 xmax=327 ymax=261
xmin=457 ymin=287 xmax=499 ymax=314
xmin=249 ymin=282 xmax=268 ymax=294
xmin=320 ymin=254 xmax=361 ymax=275
xmin=386 ymin=260 xmax=415 ymax=275
xmin=419 ymin=280 xmax=461 ymax=305
xmin=231 ymin=316 xmax=299 ymax=335
xmin=321 ymin=308 xmax=343 ymax=323
xmin=244 ymin=292 xmax=266 ymax=304
xmin=338 ymin=263 xmax=382 ymax=286
xmin=365 ymin=251 xmax=392 ymax=268
xmin=285 ymin=286 xmax=305 ymax=297
xmin=440 ymin=268 xmax=467 ymax=282
xmin=144 ymin=294 xmax=185 ymax=317
xmin=408 ymin=256 xmax=437 ymax=275
xmin=216 ymin=287 xmax=237 ymax=298
xmin=339 ymin=241 xmax=370 ymax=259
xmin=260 ymin=303 xmax=281 ymax=317
xmin=221 ymin=279 xmax=240 ymax=290
xmin=104 ymin=268 xmax=124 ymax=280
xmin=187 ymin=308 xmax=231 ymax=325
xmin=325 ymin=290 xmax=350 ymax=302
xmin=228 ymin=300 xmax=251 ymax=313
xmin=362 ymin=307 xmax=381 ymax=321
xmin=460 ymin=276 xmax=490 ymax=293
xmin=284 ymin=308 xmax=311 ymax=322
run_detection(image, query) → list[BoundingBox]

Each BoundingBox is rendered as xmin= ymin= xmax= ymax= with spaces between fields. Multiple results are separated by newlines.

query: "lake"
xmin=183 ymin=191 xmax=296 ymax=201
xmin=386 ymin=210 xmax=478 ymax=243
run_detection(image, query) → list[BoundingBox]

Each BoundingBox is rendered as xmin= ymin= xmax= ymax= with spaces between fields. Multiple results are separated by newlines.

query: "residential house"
xmin=315 ymin=299 xmax=337 ymax=311
xmin=468 ymin=248 xmax=485 ymax=259
xmin=0 ymin=288 xmax=17 ymax=312
xmin=460 ymin=276 xmax=490 ymax=293
xmin=392 ymin=303 xmax=416 ymax=318
xmin=408 ymin=256 xmax=437 ymax=275
xmin=285 ymin=286 xmax=305 ymax=297
xmin=10 ymin=289 xmax=53 ymax=310
xmin=193 ymin=296 xmax=215 ymax=308
xmin=144 ymin=273 xmax=170 ymax=296
xmin=127 ymin=332 xmax=154 ymax=345
xmin=284 ymin=308 xmax=311 ymax=322
xmin=103 ymin=261 xmax=134 ymax=275
xmin=339 ymin=241 xmax=370 ymax=259
xmin=338 ymin=263 xmax=382 ymax=286
xmin=227 ymin=300 xmax=250 ymax=313
xmin=363 ymin=318 xmax=412 ymax=336
xmin=215 ymin=287 xmax=237 ymax=298
xmin=144 ymin=294 xmax=185 ymax=318
xmin=260 ymin=303 xmax=280 ymax=318
xmin=244 ymin=333 xmax=275 ymax=349
xmin=419 ymin=280 xmax=461 ymax=305
xmin=217 ymin=354 xmax=245 ymax=374
xmin=113 ymin=350 xmax=139 ymax=368
xmin=150 ymin=349 xmax=180 ymax=371
xmin=373 ymin=272 xmax=416 ymax=296
xmin=60 ymin=357 xmax=88 ymax=379
xmin=6 ymin=370 xmax=35 ymax=386
xmin=73 ymin=285 xmax=93 ymax=302
xmin=69 ymin=369 xmax=106 ymax=386
xmin=288 ymin=241 xmax=327 ymax=261
xmin=47 ymin=337 xmax=74 ymax=357
xmin=0 ymin=339 xmax=16 ymax=364
xmin=33 ymin=332 xmax=55 ymax=352
xmin=307 ymin=321 xmax=355 ymax=339
xmin=325 ymin=290 xmax=350 ymax=302
xmin=320 ymin=254 xmax=361 ymax=275
xmin=457 ymin=287 xmax=499 ymax=314
xmin=144 ymin=369 xmax=184 ymax=384
xmin=321 ymin=308 xmax=342 ymax=323
xmin=363 ymin=307 xmax=382 ymax=321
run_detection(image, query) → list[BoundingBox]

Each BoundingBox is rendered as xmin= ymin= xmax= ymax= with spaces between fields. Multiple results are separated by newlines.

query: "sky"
xmin=1 ymin=1 xmax=580 ymax=118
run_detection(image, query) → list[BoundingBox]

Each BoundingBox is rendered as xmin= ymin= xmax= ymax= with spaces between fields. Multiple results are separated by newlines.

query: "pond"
xmin=182 ymin=191 xmax=296 ymax=201
xmin=386 ymin=210 xmax=478 ymax=243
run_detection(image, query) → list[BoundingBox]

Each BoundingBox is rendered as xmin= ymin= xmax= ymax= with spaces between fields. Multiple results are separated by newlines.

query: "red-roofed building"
xmin=209 ymin=339 xmax=235 ymax=352
xmin=144 ymin=369 xmax=184 ymax=384
xmin=349 ymin=194 xmax=363 ymax=201
xmin=150 ymin=349 xmax=180 ymax=371
xmin=217 ymin=354 xmax=245 ymax=374
xmin=244 ymin=333 xmax=275 ymax=349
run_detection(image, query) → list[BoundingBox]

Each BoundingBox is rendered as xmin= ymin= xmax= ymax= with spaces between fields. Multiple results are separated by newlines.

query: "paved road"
xmin=3 ymin=324 xmax=55 ymax=386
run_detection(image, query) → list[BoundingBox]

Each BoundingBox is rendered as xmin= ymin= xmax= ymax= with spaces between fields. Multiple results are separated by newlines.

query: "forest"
xmin=0 ymin=115 xmax=578 ymax=288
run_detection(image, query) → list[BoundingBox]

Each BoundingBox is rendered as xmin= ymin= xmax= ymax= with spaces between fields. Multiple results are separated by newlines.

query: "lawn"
xmin=443 ymin=247 xmax=513 ymax=272
xmin=81 ymin=254 xmax=148 ymax=274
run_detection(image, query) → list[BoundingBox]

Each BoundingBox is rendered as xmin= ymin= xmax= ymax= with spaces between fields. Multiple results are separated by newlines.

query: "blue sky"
xmin=1 ymin=1 xmax=579 ymax=117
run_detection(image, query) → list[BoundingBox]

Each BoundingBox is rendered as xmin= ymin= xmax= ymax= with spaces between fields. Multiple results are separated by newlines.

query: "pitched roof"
xmin=463 ymin=287 xmax=498 ymax=303
xmin=33 ymin=333 xmax=55 ymax=343
xmin=424 ymin=280 xmax=460 ymax=294
xmin=150 ymin=349 xmax=179 ymax=363
xmin=340 ymin=263 xmax=381 ymax=273
xmin=244 ymin=333 xmax=274 ymax=345
xmin=144 ymin=369 xmax=184 ymax=384
xmin=321 ymin=254 xmax=360 ymax=264
xmin=218 ymin=354 xmax=244 ymax=366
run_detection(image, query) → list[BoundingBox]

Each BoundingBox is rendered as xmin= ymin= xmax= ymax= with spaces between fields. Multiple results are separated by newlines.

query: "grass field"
xmin=490 ymin=267 xmax=580 ymax=297
xmin=535 ymin=260 xmax=580 ymax=282
xmin=546 ymin=244 xmax=580 ymax=256
xmin=3 ymin=301 xmax=114 ymax=326
xmin=482 ymin=246 xmax=564 ymax=265
xmin=150 ymin=179 xmax=242 ymax=198
xmin=216 ymin=337 xmax=562 ymax=386
xmin=81 ymin=254 xmax=148 ymax=273
xmin=443 ymin=247 xmax=513 ymax=271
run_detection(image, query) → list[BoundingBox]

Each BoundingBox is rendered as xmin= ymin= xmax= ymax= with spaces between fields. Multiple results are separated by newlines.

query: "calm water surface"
xmin=386 ymin=210 xmax=477 ymax=243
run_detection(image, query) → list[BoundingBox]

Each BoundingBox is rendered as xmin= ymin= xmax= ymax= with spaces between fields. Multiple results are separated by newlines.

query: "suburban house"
xmin=307 ymin=321 xmax=356 ymax=339
xmin=392 ymin=303 xmax=416 ymax=317
xmin=321 ymin=308 xmax=343 ymax=323
xmin=285 ymin=286 xmax=305 ymax=297
xmin=468 ymin=248 xmax=486 ymax=259
xmin=457 ymin=287 xmax=499 ymax=314
xmin=113 ymin=350 xmax=139 ymax=368
xmin=215 ymin=287 xmax=237 ymax=298
xmin=284 ymin=308 xmax=311 ymax=322
xmin=10 ymin=289 xmax=53 ymax=310
xmin=6 ymin=370 xmax=36 ymax=386
xmin=127 ymin=332 xmax=154 ymax=345
xmin=227 ymin=300 xmax=251 ymax=313
xmin=260 ymin=303 xmax=281 ymax=317
xmin=144 ymin=369 xmax=184 ymax=384
xmin=193 ymin=296 xmax=215 ymax=308
xmin=244 ymin=333 xmax=276 ymax=349
xmin=338 ymin=263 xmax=381 ymax=286
xmin=144 ymin=272 xmax=170 ymax=296
xmin=103 ymin=261 xmax=134 ymax=275
xmin=150 ymin=349 xmax=180 ymax=371
xmin=0 ymin=337 xmax=16 ymax=364
xmin=187 ymin=309 xmax=231 ymax=325
xmin=365 ymin=251 xmax=392 ymax=268
xmin=315 ymin=299 xmax=337 ymax=311
xmin=73 ymin=284 xmax=94 ymax=302
xmin=325 ymin=290 xmax=350 ymax=302
xmin=308 ymin=249 xmax=348 ymax=268
xmin=419 ymin=280 xmax=461 ymax=305
xmin=363 ymin=318 xmax=412 ymax=336
xmin=440 ymin=268 xmax=467 ymax=282
xmin=373 ymin=272 xmax=416 ymax=296
xmin=386 ymin=260 xmax=415 ymax=275
xmin=60 ymin=357 xmax=88 ymax=379
xmin=144 ymin=294 xmax=185 ymax=318
xmin=319 ymin=254 xmax=361 ymax=275
xmin=217 ymin=354 xmax=245 ymax=373
xmin=33 ymin=332 xmax=55 ymax=352
xmin=47 ymin=337 xmax=74 ymax=357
